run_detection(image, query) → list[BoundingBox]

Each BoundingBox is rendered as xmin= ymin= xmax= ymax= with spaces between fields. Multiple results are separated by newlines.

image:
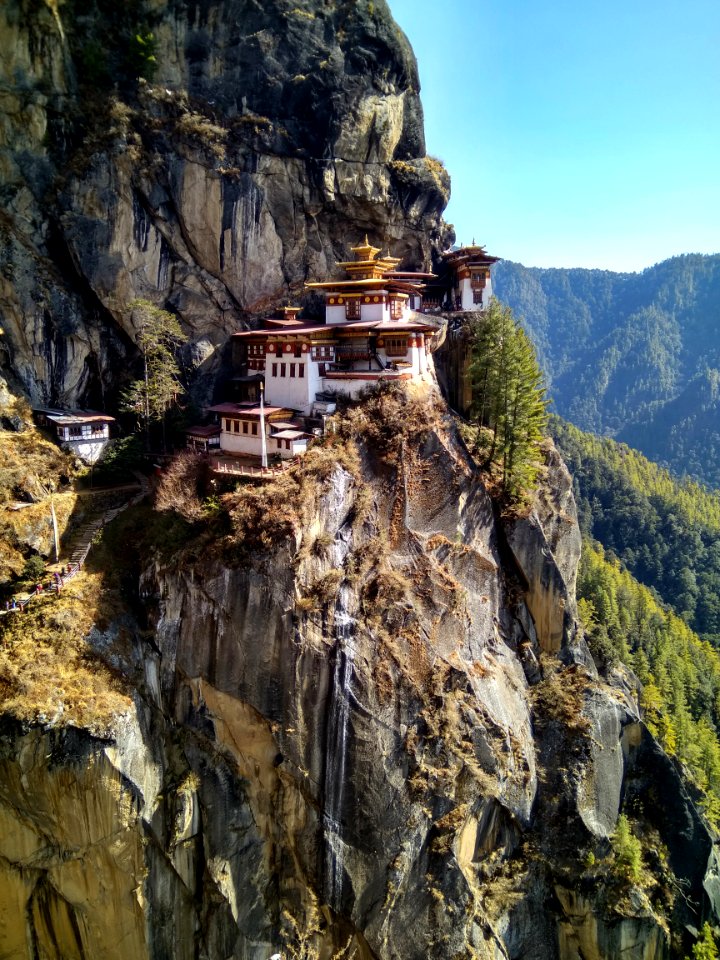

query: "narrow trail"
xmin=0 ymin=472 xmax=151 ymax=618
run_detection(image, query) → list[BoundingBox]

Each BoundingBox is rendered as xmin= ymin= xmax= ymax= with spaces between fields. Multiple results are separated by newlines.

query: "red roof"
xmin=34 ymin=407 xmax=116 ymax=425
xmin=185 ymin=424 xmax=221 ymax=437
xmin=384 ymin=270 xmax=437 ymax=280
xmin=264 ymin=318 xmax=305 ymax=328
xmin=338 ymin=319 xmax=436 ymax=333
xmin=231 ymin=317 xmax=436 ymax=340
xmin=232 ymin=324 xmax=330 ymax=338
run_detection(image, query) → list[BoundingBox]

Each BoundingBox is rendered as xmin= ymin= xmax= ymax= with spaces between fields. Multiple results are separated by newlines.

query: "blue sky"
xmin=388 ymin=0 xmax=720 ymax=271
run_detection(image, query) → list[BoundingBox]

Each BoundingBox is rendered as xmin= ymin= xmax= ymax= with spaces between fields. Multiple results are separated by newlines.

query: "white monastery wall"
xmin=264 ymin=353 xmax=318 ymax=413
xmin=219 ymin=431 xmax=265 ymax=457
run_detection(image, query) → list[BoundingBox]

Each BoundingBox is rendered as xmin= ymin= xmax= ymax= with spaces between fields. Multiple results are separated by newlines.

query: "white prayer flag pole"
xmin=260 ymin=381 xmax=268 ymax=470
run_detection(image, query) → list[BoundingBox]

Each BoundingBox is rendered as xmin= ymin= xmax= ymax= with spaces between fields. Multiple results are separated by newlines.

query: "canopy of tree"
xmin=120 ymin=299 xmax=186 ymax=449
xmin=494 ymin=254 xmax=720 ymax=487
xmin=552 ymin=416 xmax=720 ymax=641
xmin=467 ymin=299 xmax=548 ymax=501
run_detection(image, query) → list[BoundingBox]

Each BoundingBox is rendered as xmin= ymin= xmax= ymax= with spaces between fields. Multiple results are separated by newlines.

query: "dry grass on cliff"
xmin=0 ymin=425 xmax=75 ymax=506
xmin=0 ymin=570 xmax=131 ymax=733
xmin=0 ymin=417 xmax=78 ymax=579
xmin=531 ymin=659 xmax=591 ymax=735
xmin=221 ymin=433 xmax=362 ymax=557
xmin=342 ymin=383 xmax=446 ymax=466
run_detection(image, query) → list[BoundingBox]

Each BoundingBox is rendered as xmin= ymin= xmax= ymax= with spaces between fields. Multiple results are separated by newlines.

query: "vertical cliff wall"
xmin=0 ymin=384 xmax=716 ymax=959
xmin=0 ymin=0 xmax=451 ymax=407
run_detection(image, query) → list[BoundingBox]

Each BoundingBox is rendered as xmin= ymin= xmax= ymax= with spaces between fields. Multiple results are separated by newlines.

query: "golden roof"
xmin=334 ymin=236 xmax=402 ymax=275
xmin=350 ymin=235 xmax=380 ymax=260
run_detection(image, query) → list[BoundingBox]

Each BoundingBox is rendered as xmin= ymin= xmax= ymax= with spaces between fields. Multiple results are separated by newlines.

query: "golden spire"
xmin=350 ymin=236 xmax=381 ymax=261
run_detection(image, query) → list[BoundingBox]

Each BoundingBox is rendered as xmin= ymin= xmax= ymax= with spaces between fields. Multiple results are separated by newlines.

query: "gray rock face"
xmin=505 ymin=441 xmax=584 ymax=658
xmin=0 ymin=0 xmax=451 ymax=407
xmin=0 ymin=385 xmax=715 ymax=958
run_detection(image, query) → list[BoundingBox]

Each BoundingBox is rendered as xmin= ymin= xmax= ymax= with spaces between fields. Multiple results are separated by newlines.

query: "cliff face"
xmin=0 ymin=385 xmax=715 ymax=959
xmin=1 ymin=4 xmax=718 ymax=957
xmin=0 ymin=0 xmax=450 ymax=407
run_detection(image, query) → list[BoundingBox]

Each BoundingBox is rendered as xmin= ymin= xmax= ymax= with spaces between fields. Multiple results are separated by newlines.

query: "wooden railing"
xmin=210 ymin=458 xmax=299 ymax=478
xmin=3 ymin=561 xmax=83 ymax=615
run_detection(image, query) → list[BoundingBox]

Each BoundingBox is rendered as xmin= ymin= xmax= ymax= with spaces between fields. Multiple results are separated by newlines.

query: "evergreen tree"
xmin=612 ymin=814 xmax=643 ymax=882
xmin=468 ymin=299 xmax=548 ymax=499
xmin=121 ymin=299 xmax=186 ymax=450
xmin=689 ymin=923 xmax=719 ymax=960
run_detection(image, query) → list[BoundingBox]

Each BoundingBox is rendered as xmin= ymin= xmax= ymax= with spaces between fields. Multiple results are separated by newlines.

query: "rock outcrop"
xmin=0 ymin=0 xmax=451 ymax=407
xmin=0 ymin=384 xmax=715 ymax=958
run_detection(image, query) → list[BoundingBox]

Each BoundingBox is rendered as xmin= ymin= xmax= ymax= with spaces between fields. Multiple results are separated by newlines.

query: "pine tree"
xmin=468 ymin=299 xmax=548 ymax=500
xmin=121 ymin=299 xmax=186 ymax=450
xmin=612 ymin=814 xmax=643 ymax=882
xmin=689 ymin=923 xmax=719 ymax=960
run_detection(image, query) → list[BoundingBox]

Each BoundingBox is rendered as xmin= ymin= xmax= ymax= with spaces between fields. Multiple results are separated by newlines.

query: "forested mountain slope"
xmin=578 ymin=539 xmax=720 ymax=826
xmin=551 ymin=415 xmax=720 ymax=640
xmin=494 ymin=255 xmax=720 ymax=485
xmin=552 ymin=415 xmax=720 ymax=821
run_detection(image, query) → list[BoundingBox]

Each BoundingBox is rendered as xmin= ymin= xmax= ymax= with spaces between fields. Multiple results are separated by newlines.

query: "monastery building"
xmin=199 ymin=239 xmax=498 ymax=465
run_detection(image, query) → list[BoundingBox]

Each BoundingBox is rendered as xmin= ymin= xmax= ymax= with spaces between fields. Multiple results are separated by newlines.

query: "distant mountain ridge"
xmin=494 ymin=254 xmax=720 ymax=485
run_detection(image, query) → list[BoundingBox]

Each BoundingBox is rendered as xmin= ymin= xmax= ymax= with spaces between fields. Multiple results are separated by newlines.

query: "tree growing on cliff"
xmin=468 ymin=299 xmax=547 ymax=500
xmin=121 ymin=299 xmax=186 ymax=450
xmin=688 ymin=923 xmax=719 ymax=960
xmin=611 ymin=814 xmax=643 ymax=883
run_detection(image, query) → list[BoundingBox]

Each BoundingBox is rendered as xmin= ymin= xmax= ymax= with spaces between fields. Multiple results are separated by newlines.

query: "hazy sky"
xmin=388 ymin=0 xmax=720 ymax=271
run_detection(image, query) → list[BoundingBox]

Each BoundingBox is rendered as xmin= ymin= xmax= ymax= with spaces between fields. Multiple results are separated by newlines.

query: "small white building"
xmin=185 ymin=424 xmax=221 ymax=453
xmin=442 ymin=244 xmax=500 ymax=312
xmin=34 ymin=408 xmax=115 ymax=464
xmin=207 ymin=402 xmax=311 ymax=460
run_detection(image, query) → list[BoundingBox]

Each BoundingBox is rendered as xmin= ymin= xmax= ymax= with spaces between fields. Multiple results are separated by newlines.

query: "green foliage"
xmin=21 ymin=555 xmax=45 ymax=582
xmin=90 ymin=434 xmax=144 ymax=485
xmin=65 ymin=0 xmax=161 ymax=92
xmin=611 ymin=815 xmax=643 ymax=883
xmin=552 ymin=415 xmax=720 ymax=639
xmin=128 ymin=31 xmax=157 ymax=80
xmin=579 ymin=540 xmax=720 ymax=819
xmin=468 ymin=299 xmax=548 ymax=500
xmin=494 ymin=254 xmax=720 ymax=487
xmin=687 ymin=923 xmax=719 ymax=960
xmin=120 ymin=300 xmax=187 ymax=448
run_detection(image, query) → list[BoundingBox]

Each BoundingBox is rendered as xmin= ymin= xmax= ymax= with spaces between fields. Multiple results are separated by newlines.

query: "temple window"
xmin=290 ymin=363 xmax=296 ymax=378
xmin=243 ymin=422 xmax=248 ymax=434
xmin=281 ymin=363 xmax=287 ymax=377
xmin=233 ymin=421 xmax=239 ymax=433
xmin=473 ymin=290 xmax=484 ymax=304
xmin=346 ymin=299 xmax=360 ymax=320
xmin=385 ymin=337 xmax=407 ymax=356
xmin=299 ymin=365 xmax=304 ymax=378
xmin=272 ymin=363 xmax=278 ymax=377
xmin=252 ymin=423 xmax=258 ymax=436
xmin=390 ymin=299 xmax=403 ymax=320
xmin=294 ymin=344 xmax=302 ymax=357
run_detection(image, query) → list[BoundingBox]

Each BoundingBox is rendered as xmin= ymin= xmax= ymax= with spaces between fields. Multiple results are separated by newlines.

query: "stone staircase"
xmin=64 ymin=473 xmax=151 ymax=566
